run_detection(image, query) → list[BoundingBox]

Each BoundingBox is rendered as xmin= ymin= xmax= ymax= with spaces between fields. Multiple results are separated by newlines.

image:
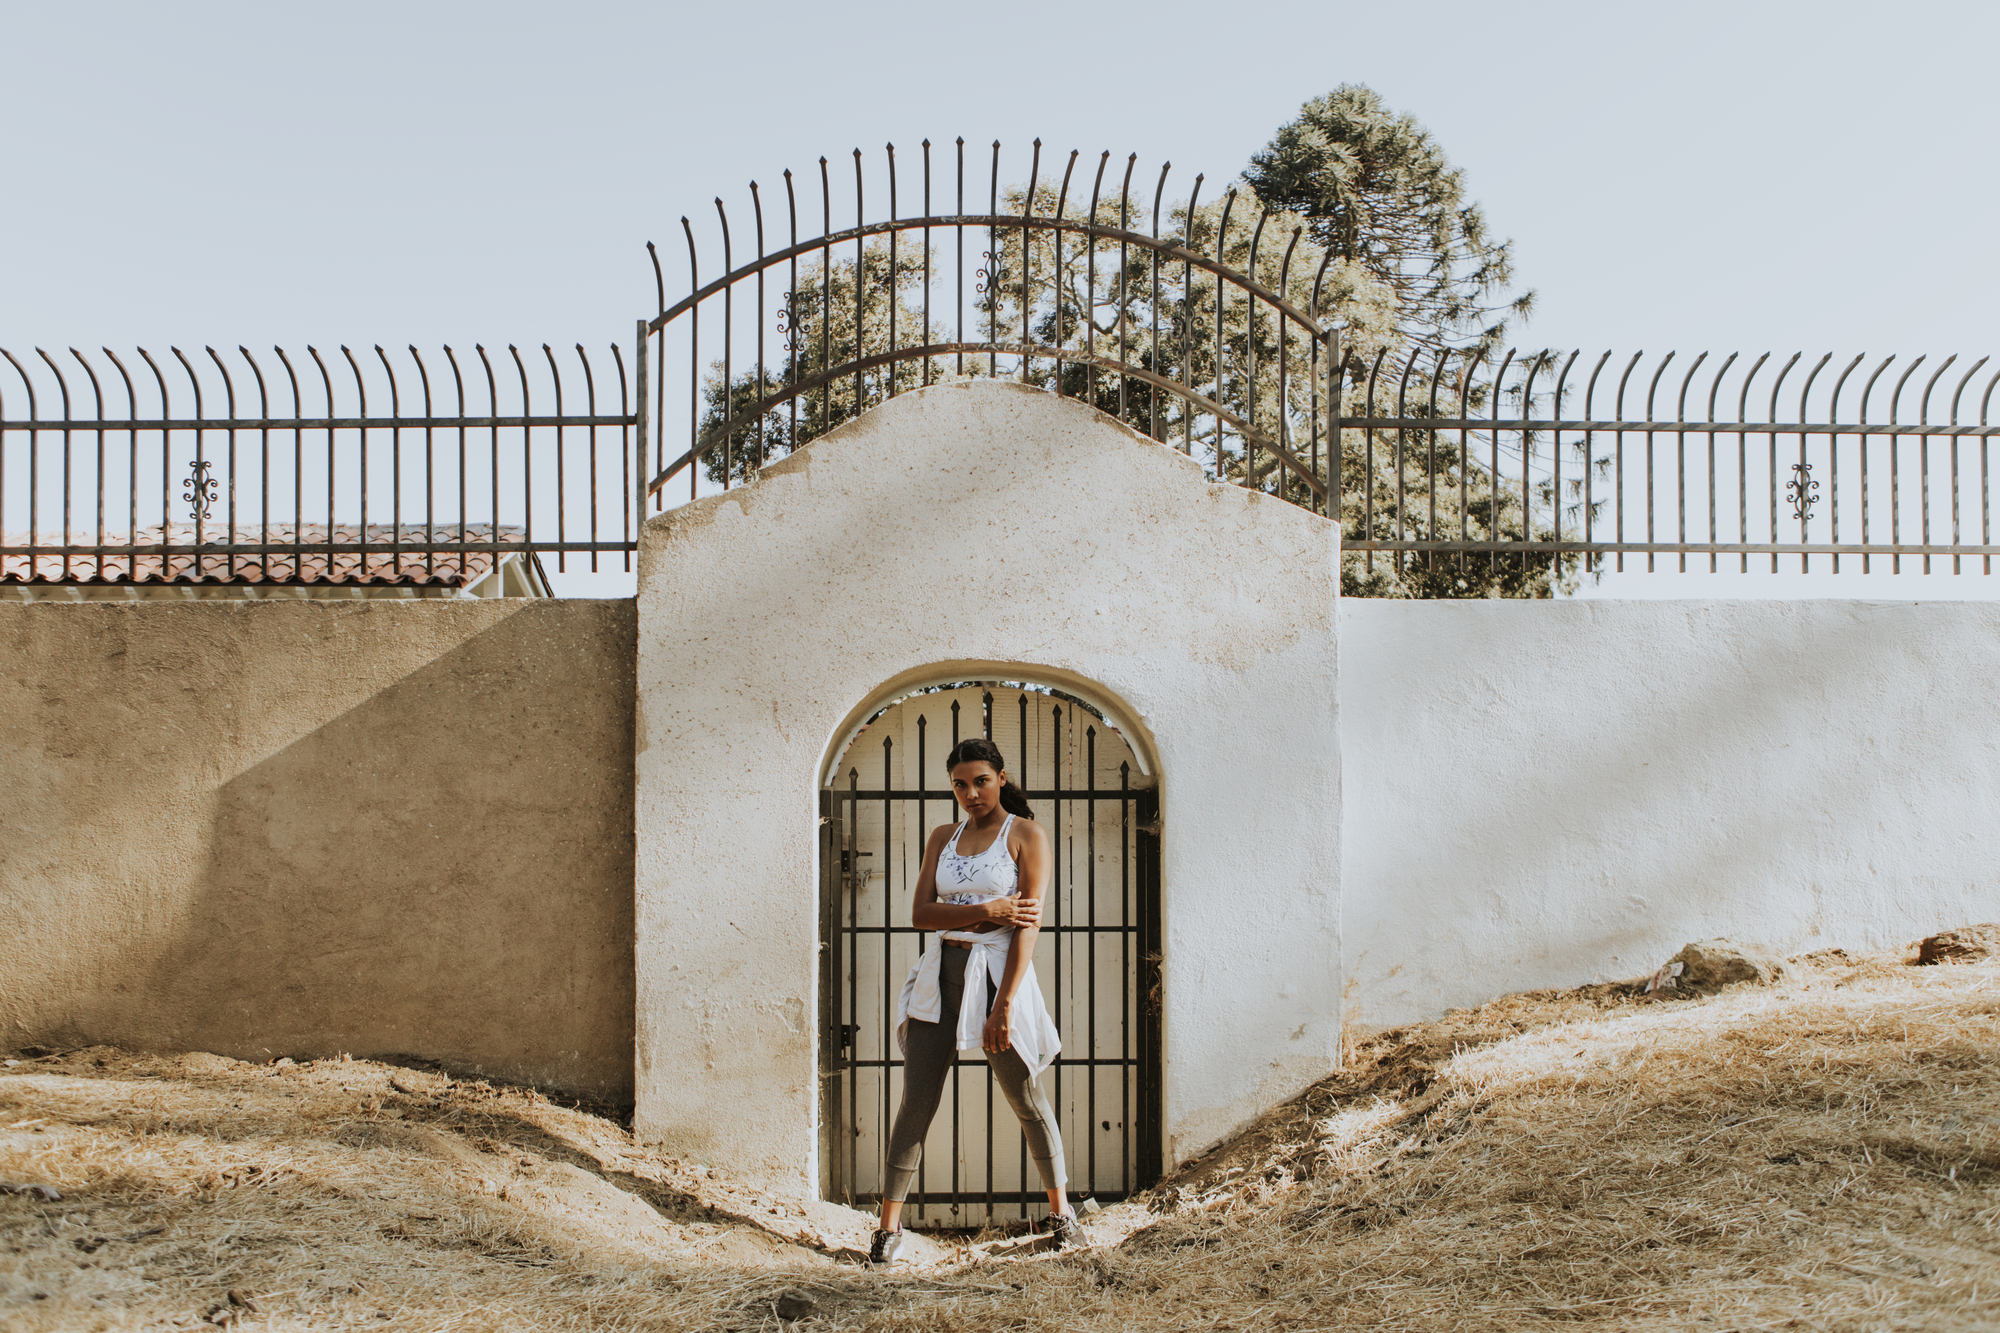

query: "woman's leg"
xmin=879 ymin=948 xmax=966 ymax=1232
xmin=985 ymin=1045 xmax=1069 ymax=1218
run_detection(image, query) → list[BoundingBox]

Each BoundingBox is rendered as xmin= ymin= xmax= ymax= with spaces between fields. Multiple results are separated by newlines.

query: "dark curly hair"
xmin=944 ymin=737 xmax=1035 ymax=820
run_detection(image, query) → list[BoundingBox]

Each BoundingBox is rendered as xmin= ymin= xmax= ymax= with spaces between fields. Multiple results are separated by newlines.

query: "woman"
xmin=870 ymin=737 xmax=1080 ymax=1265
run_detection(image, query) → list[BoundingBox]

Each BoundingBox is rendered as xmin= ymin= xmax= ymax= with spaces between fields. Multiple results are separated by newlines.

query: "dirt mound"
xmin=6 ymin=944 xmax=1997 ymax=1330
xmin=0 ymin=1047 xmax=881 ymax=1329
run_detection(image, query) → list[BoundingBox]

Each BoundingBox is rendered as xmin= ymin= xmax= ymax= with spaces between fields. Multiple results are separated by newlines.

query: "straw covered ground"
xmin=3 ymin=942 xmax=1996 ymax=1332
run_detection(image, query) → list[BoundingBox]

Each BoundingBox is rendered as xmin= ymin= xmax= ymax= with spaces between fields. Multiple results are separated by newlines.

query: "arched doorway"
xmin=818 ymin=681 xmax=1161 ymax=1227
xmin=631 ymin=379 xmax=1341 ymax=1195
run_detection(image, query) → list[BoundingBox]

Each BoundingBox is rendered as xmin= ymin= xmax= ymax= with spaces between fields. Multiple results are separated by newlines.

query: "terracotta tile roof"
xmin=1 ymin=524 xmax=528 ymax=588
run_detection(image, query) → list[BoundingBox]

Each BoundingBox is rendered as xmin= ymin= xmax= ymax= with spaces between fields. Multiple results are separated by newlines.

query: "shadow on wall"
xmin=140 ymin=605 xmax=638 ymax=1101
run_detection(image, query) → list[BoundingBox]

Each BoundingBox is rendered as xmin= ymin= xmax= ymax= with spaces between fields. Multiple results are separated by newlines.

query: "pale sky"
xmin=4 ymin=0 xmax=1994 ymax=597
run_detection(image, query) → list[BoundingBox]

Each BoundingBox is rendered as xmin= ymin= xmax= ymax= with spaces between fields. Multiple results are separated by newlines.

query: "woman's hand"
xmin=982 ymin=999 xmax=1014 ymax=1053
xmin=983 ymin=895 xmax=1042 ymax=929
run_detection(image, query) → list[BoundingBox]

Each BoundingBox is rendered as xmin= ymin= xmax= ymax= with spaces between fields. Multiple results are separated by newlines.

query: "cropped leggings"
xmin=883 ymin=943 xmax=1066 ymax=1203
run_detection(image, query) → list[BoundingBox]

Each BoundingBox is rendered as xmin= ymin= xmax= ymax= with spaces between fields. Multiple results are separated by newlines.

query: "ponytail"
xmin=997 ymin=778 xmax=1035 ymax=820
xmin=944 ymin=737 xmax=1036 ymax=821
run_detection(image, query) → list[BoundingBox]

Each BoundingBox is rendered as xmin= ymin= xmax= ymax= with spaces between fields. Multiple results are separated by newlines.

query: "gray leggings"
xmin=884 ymin=944 xmax=1066 ymax=1203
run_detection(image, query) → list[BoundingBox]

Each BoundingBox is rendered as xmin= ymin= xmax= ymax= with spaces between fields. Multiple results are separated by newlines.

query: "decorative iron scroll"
xmin=1786 ymin=460 xmax=1818 ymax=524
xmin=182 ymin=459 xmax=218 ymax=522
xmin=776 ymin=290 xmax=804 ymax=355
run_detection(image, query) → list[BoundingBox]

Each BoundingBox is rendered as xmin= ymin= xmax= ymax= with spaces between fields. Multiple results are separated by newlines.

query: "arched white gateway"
xmin=633 ymin=380 xmax=1338 ymax=1194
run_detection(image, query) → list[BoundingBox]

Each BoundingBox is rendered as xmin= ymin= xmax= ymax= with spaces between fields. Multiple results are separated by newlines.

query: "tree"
xmin=1244 ymin=84 xmax=1532 ymax=361
xmin=693 ymin=88 xmax=1593 ymax=596
xmin=1243 ymin=86 xmax=1593 ymax=597
xmin=698 ymin=241 xmax=947 ymax=487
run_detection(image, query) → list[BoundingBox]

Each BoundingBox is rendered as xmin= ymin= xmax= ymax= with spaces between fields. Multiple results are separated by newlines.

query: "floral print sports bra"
xmin=938 ymin=814 xmax=1019 ymax=905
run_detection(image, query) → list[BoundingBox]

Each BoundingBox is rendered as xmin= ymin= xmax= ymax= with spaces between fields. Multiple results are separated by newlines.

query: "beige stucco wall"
xmin=0 ymin=599 xmax=636 ymax=1100
xmin=634 ymin=380 xmax=1341 ymax=1192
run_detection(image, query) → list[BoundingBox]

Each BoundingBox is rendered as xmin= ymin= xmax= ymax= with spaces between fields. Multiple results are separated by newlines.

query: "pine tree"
xmin=1245 ymin=84 xmax=1533 ymax=360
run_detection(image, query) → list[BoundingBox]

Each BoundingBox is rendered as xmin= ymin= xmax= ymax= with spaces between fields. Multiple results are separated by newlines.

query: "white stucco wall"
xmin=1341 ymin=599 xmax=2000 ymax=1033
xmin=634 ymin=381 xmax=1340 ymax=1192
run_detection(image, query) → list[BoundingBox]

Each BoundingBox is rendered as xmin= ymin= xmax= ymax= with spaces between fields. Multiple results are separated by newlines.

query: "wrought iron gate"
xmin=819 ymin=684 xmax=1160 ymax=1227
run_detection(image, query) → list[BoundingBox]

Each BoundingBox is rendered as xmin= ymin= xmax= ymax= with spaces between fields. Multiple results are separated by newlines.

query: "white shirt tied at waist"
xmin=895 ymin=925 xmax=1061 ymax=1077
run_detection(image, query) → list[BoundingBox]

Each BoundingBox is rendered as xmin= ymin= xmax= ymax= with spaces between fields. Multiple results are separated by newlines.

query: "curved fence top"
xmin=639 ymin=139 xmax=1346 ymax=518
xmin=0 ymin=342 xmax=636 ymax=586
xmin=1339 ymin=345 xmax=2000 ymax=591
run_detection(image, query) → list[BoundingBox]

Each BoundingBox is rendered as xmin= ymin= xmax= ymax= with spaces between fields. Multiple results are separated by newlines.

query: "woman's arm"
xmin=909 ymin=824 xmax=1042 ymax=931
xmin=983 ymin=819 xmax=1052 ymax=1053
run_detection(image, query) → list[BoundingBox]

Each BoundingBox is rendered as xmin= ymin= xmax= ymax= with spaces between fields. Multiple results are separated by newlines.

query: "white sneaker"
xmin=869 ymin=1227 xmax=908 ymax=1267
xmin=1045 ymin=1211 xmax=1084 ymax=1252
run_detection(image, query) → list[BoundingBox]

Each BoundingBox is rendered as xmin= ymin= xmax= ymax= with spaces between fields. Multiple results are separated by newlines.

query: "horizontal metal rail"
xmin=0 ymin=415 xmax=635 ymax=432
xmin=650 ymin=340 xmax=1328 ymax=503
xmin=3 ymin=540 xmax=634 ymax=556
xmin=1346 ymin=540 xmax=2000 ymax=556
xmin=649 ymin=213 xmax=1331 ymax=336
xmin=1340 ymin=418 xmax=2000 ymax=438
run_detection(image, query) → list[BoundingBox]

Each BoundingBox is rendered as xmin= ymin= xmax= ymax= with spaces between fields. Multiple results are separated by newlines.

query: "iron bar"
xmin=1053 ymin=150 xmax=1077 ymax=400
xmin=1766 ymin=353 xmax=1801 ymax=573
xmin=1642 ymin=352 xmax=1672 ymax=574
xmin=1493 ymin=349 xmax=1516 ymax=579
xmin=1794 ymin=353 xmax=1832 ymax=572
xmin=1889 ymin=356 xmax=1925 ymax=574
xmin=1184 ymin=175 xmax=1203 ymax=461
xmin=988 ymin=143 xmax=1000 ymax=380
xmin=409 ymin=347 xmax=434 ymax=576
xmin=1672 ymin=352 xmax=1705 ymax=574
xmin=1702 ymin=353 xmax=1737 ymax=574
xmin=1919 ymin=356 xmax=1956 ymax=575
xmin=1023 ymin=141 xmax=1038 ymax=388
xmin=922 ymin=146 xmax=932 ymax=390
xmin=577 ymin=346 xmax=597 ymax=571
xmin=854 ymin=150 xmax=865 ymax=429
xmin=1826 ymin=354 xmax=1862 ymax=575
xmin=715 ymin=198 xmax=734 ymax=491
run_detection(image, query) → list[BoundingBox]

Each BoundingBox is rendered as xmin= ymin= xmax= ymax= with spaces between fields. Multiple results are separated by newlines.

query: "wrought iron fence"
xmin=642 ymin=138 xmax=1341 ymax=517
xmin=1340 ymin=348 xmax=2000 ymax=587
xmin=1 ymin=342 xmax=639 ymax=589
xmin=10 ymin=136 xmax=1998 ymax=591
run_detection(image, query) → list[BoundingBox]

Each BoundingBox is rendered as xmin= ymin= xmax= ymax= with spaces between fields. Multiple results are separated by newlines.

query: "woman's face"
xmin=949 ymin=760 xmax=1005 ymax=818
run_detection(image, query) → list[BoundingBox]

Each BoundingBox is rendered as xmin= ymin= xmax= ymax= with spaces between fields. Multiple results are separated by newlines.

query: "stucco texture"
xmin=1341 ymin=598 xmax=2000 ymax=1032
xmin=0 ymin=599 xmax=636 ymax=1099
xmin=634 ymin=380 xmax=1340 ymax=1191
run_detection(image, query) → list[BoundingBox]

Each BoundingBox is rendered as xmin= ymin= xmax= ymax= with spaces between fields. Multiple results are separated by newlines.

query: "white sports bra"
xmin=938 ymin=814 xmax=1019 ymax=904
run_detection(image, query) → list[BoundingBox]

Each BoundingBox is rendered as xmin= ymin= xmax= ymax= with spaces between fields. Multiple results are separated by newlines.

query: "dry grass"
xmin=5 ymin=947 xmax=1997 ymax=1331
